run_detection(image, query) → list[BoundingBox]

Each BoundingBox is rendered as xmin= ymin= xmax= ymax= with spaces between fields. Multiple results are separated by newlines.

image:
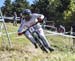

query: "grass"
xmin=0 ymin=22 xmax=75 ymax=61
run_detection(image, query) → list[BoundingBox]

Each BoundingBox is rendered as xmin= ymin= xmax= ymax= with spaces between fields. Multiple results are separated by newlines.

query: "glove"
xmin=37 ymin=17 xmax=43 ymax=23
xmin=18 ymin=31 xmax=25 ymax=36
xmin=18 ymin=32 xmax=23 ymax=36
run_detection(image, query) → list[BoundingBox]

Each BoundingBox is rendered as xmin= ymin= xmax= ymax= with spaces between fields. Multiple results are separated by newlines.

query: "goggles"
xmin=22 ymin=13 xmax=29 ymax=17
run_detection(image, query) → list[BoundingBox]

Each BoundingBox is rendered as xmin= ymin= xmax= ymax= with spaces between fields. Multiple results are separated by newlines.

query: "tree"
xmin=31 ymin=0 xmax=71 ymax=31
xmin=31 ymin=0 xmax=50 ymax=19
xmin=63 ymin=0 xmax=75 ymax=30
xmin=31 ymin=0 xmax=63 ymax=21
xmin=2 ymin=0 xmax=30 ymax=16
xmin=12 ymin=0 xmax=30 ymax=16
xmin=2 ymin=0 xmax=12 ymax=16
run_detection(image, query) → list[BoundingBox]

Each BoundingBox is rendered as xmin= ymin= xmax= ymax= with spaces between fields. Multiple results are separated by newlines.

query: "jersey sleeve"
xmin=33 ymin=13 xmax=44 ymax=20
xmin=18 ymin=20 xmax=25 ymax=33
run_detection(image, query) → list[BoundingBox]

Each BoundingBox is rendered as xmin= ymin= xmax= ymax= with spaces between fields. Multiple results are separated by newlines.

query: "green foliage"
xmin=4 ymin=0 xmax=11 ymax=6
xmin=31 ymin=0 xmax=75 ymax=30
xmin=1 ymin=0 xmax=30 ymax=16
xmin=63 ymin=0 xmax=75 ymax=30
xmin=1 ymin=0 xmax=12 ymax=16
xmin=13 ymin=0 xmax=30 ymax=14
xmin=31 ymin=0 xmax=70 ymax=23
xmin=1 ymin=0 xmax=75 ymax=30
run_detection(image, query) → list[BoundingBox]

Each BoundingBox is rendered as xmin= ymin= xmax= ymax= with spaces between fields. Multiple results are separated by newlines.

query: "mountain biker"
xmin=18 ymin=9 xmax=54 ymax=52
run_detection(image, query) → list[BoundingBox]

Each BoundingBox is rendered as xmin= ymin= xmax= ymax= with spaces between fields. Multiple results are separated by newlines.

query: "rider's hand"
xmin=18 ymin=31 xmax=25 ymax=36
xmin=18 ymin=32 xmax=23 ymax=36
xmin=37 ymin=17 xmax=43 ymax=23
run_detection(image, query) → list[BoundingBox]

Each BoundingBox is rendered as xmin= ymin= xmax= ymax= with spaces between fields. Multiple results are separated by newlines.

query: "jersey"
xmin=18 ymin=13 xmax=44 ymax=33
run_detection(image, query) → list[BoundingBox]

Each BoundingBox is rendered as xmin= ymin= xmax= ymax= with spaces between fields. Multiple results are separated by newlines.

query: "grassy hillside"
xmin=0 ymin=23 xmax=75 ymax=61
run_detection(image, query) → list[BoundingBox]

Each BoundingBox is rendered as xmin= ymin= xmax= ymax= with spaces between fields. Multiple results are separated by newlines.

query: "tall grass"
xmin=0 ymin=23 xmax=75 ymax=61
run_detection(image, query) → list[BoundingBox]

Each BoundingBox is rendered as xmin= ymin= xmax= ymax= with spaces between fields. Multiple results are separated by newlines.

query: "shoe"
xmin=49 ymin=47 xmax=54 ymax=52
xmin=40 ymin=46 xmax=48 ymax=53
xmin=34 ymin=43 xmax=38 ymax=48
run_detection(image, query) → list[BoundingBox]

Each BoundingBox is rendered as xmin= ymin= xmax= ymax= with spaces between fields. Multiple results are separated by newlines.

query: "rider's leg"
xmin=24 ymin=30 xmax=38 ymax=48
xmin=36 ymin=28 xmax=54 ymax=51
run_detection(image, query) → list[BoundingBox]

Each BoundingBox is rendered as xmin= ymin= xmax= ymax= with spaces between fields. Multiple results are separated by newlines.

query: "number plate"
xmin=29 ymin=27 xmax=35 ymax=32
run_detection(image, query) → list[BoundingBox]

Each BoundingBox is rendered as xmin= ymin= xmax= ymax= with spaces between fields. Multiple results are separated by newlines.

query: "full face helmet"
xmin=22 ymin=9 xmax=32 ymax=20
xmin=22 ymin=9 xmax=31 ymax=15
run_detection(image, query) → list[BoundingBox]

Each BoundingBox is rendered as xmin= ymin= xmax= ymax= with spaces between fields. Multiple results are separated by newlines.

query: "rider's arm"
xmin=33 ymin=13 xmax=44 ymax=23
xmin=18 ymin=20 xmax=25 ymax=35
